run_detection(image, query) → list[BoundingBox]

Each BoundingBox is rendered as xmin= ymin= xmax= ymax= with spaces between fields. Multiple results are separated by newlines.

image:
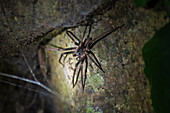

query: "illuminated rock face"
xmin=45 ymin=4 xmax=168 ymax=112
xmin=0 ymin=0 xmax=169 ymax=112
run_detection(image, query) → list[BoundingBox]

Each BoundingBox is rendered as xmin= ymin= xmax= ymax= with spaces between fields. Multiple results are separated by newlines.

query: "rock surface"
xmin=45 ymin=0 xmax=169 ymax=112
xmin=0 ymin=0 xmax=169 ymax=113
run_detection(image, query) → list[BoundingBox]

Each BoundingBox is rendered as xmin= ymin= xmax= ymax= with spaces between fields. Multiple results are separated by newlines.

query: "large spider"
xmin=43 ymin=23 xmax=124 ymax=91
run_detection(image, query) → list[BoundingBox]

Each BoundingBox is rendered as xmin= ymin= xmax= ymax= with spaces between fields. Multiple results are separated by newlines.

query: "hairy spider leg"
xmin=72 ymin=60 xmax=81 ymax=87
xmin=59 ymin=51 xmax=75 ymax=65
xmin=81 ymin=26 xmax=88 ymax=42
xmin=90 ymin=24 xmax=125 ymax=49
xmin=62 ymin=54 xmax=68 ymax=64
xmin=87 ymin=22 xmax=92 ymax=38
xmin=66 ymin=30 xmax=80 ymax=45
xmin=74 ymin=63 xmax=82 ymax=87
xmin=88 ymin=51 xmax=104 ymax=73
xmin=40 ymin=45 xmax=76 ymax=52
xmin=82 ymin=57 xmax=88 ymax=91
xmin=41 ymin=45 xmax=76 ymax=65
xmin=80 ymin=59 xmax=84 ymax=91
xmin=81 ymin=22 xmax=92 ymax=43
xmin=86 ymin=52 xmax=105 ymax=73
xmin=73 ymin=57 xmax=88 ymax=91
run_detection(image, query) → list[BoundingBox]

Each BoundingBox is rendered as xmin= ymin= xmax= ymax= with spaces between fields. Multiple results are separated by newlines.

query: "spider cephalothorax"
xmin=43 ymin=23 xmax=124 ymax=91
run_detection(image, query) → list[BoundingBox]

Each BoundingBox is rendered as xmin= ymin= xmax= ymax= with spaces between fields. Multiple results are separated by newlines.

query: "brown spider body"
xmin=73 ymin=37 xmax=92 ymax=57
xmin=42 ymin=24 xmax=124 ymax=91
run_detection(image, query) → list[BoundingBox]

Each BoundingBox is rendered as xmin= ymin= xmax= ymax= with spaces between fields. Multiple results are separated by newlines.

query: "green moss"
xmin=124 ymin=49 xmax=130 ymax=55
xmin=87 ymin=74 xmax=104 ymax=92
xmin=86 ymin=106 xmax=103 ymax=113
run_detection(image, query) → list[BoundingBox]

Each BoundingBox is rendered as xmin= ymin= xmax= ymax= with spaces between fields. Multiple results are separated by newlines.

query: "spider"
xmin=42 ymin=23 xmax=124 ymax=91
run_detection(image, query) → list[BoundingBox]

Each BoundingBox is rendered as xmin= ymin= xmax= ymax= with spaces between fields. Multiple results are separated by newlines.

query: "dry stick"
xmin=0 ymin=79 xmax=52 ymax=97
xmin=20 ymin=50 xmax=38 ymax=81
xmin=0 ymin=72 xmax=72 ymax=105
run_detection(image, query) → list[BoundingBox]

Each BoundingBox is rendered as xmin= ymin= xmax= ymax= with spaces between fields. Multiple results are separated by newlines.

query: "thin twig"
xmin=0 ymin=72 xmax=71 ymax=105
xmin=20 ymin=50 xmax=38 ymax=81
xmin=0 ymin=79 xmax=52 ymax=97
